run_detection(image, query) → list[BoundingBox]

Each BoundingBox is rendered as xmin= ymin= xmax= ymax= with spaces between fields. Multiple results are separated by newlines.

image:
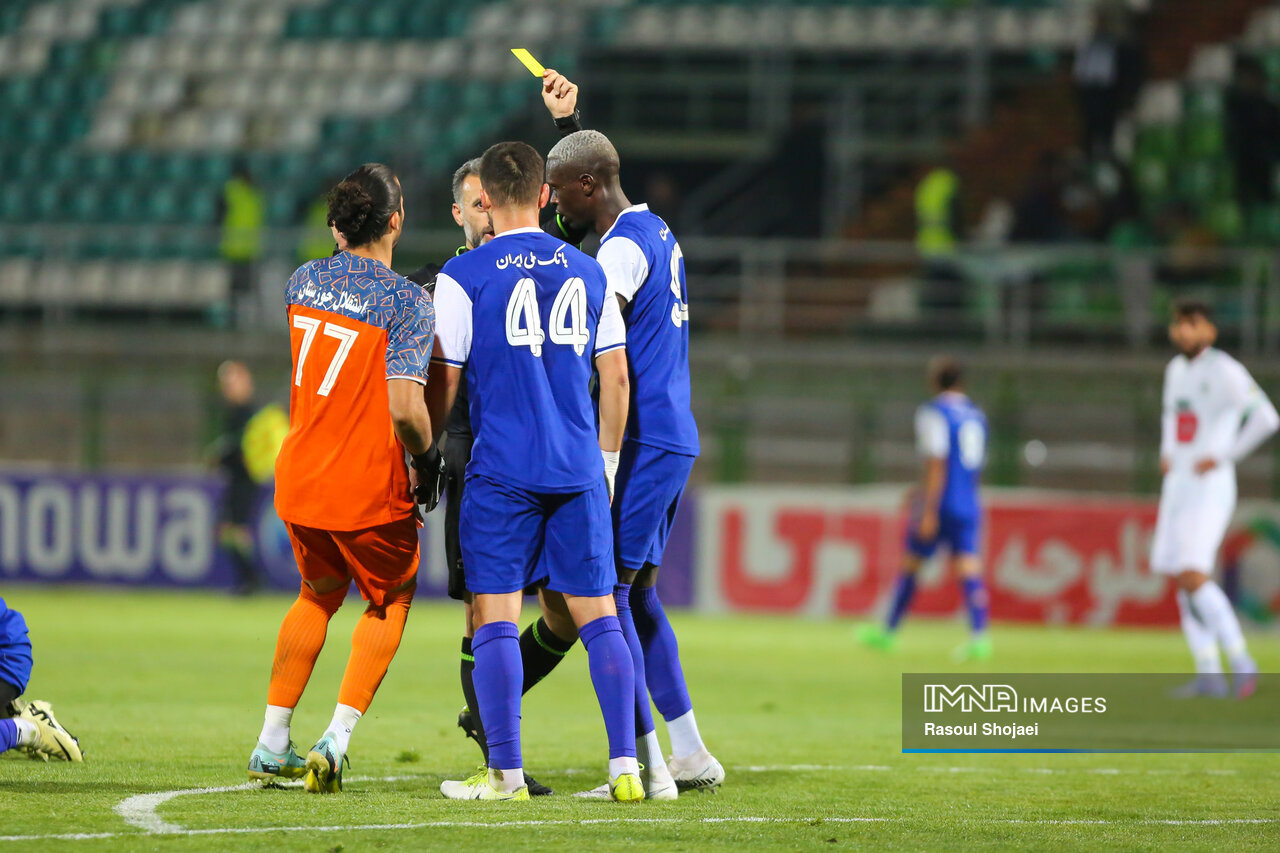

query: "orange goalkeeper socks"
xmin=266 ymin=584 xmax=346 ymax=709
xmin=337 ymin=586 xmax=414 ymax=714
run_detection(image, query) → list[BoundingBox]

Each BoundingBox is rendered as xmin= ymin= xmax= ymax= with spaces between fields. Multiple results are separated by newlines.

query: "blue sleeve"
xmin=0 ymin=604 xmax=32 ymax=694
xmin=385 ymin=282 xmax=435 ymax=382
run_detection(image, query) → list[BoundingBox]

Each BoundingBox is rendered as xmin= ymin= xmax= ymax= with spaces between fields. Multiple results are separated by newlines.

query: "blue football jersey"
xmin=433 ymin=227 xmax=626 ymax=492
xmin=915 ymin=392 xmax=986 ymax=519
xmin=596 ymin=204 xmax=700 ymax=456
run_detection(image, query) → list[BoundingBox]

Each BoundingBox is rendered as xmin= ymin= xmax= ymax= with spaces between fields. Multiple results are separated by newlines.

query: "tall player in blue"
xmin=547 ymin=130 xmax=722 ymax=795
xmin=428 ymin=141 xmax=643 ymax=802
xmin=858 ymin=357 xmax=992 ymax=661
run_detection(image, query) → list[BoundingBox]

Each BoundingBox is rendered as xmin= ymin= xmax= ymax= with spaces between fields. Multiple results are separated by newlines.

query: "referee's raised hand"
xmin=541 ymin=68 xmax=578 ymax=119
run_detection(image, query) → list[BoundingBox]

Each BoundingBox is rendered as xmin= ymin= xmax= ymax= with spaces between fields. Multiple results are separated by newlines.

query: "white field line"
xmin=0 ymin=764 xmax=1249 ymax=845
xmin=3 ymin=815 xmax=1277 ymax=843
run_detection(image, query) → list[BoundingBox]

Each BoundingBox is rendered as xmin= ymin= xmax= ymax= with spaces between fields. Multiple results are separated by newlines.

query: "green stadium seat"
xmin=1182 ymin=116 xmax=1224 ymax=159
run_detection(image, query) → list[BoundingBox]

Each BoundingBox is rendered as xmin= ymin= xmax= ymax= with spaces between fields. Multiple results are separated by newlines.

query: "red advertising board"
xmin=696 ymin=487 xmax=1187 ymax=625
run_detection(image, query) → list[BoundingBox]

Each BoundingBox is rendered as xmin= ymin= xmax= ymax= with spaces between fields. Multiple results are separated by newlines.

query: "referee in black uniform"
xmin=409 ymin=69 xmax=589 ymax=796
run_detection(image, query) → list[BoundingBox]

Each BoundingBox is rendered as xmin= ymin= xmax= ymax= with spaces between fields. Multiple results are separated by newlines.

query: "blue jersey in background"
xmin=916 ymin=392 xmax=987 ymax=521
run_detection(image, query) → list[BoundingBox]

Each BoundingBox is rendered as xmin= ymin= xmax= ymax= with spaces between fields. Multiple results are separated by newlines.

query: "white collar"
xmin=493 ymin=226 xmax=545 ymax=238
xmin=600 ymin=204 xmax=650 ymax=242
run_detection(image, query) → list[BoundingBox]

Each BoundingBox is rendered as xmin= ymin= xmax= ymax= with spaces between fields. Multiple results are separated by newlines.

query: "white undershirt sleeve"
xmin=915 ymin=406 xmax=949 ymax=458
xmin=594 ymin=285 xmax=626 ymax=356
xmin=597 ymin=236 xmax=649 ymax=306
xmin=430 ymin=273 xmax=472 ymax=367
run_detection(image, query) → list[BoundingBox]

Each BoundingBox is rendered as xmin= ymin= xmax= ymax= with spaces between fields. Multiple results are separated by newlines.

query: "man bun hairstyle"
xmin=327 ymin=163 xmax=402 ymax=248
xmin=478 ymin=141 xmax=544 ymax=209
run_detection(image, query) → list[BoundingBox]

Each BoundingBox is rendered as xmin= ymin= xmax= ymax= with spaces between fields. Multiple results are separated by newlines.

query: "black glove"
xmin=411 ymin=445 xmax=447 ymax=513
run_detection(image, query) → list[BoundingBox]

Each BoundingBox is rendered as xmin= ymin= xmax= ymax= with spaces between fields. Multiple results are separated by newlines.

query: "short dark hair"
xmin=327 ymin=163 xmax=402 ymax=248
xmin=1172 ymin=298 xmax=1213 ymax=322
xmin=478 ymin=141 xmax=544 ymax=208
xmin=931 ymin=356 xmax=963 ymax=391
xmin=451 ymin=157 xmax=481 ymax=205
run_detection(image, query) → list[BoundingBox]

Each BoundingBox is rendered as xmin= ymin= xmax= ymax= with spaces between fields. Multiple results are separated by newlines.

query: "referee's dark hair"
xmin=478 ymin=141 xmax=544 ymax=208
xmin=1172 ymin=298 xmax=1213 ymax=323
xmin=929 ymin=355 xmax=964 ymax=392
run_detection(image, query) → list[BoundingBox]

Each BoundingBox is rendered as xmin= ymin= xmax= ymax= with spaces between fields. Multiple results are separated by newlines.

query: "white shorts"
xmin=1149 ymin=468 xmax=1236 ymax=575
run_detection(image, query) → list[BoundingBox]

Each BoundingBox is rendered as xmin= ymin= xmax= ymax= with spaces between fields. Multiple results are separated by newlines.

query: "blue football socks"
xmin=579 ymin=615 xmax=637 ymax=760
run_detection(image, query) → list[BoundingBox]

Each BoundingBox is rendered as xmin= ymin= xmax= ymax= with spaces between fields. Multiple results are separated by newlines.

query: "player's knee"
xmin=1177 ymin=570 xmax=1208 ymax=592
xmin=616 ymin=563 xmax=639 ymax=586
xmin=301 ymin=579 xmax=348 ymax=611
xmin=634 ymin=563 xmax=661 ymax=589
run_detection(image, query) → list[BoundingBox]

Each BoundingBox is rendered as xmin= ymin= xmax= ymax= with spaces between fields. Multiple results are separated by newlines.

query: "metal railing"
xmin=6 ymin=228 xmax=1280 ymax=355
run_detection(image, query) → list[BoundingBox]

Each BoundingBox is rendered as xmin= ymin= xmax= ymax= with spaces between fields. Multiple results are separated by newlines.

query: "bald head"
xmin=546 ymin=130 xmax=620 ymax=179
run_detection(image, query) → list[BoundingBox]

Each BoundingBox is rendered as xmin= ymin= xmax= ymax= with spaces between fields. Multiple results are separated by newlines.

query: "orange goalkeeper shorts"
xmin=285 ymin=516 xmax=420 ymax=607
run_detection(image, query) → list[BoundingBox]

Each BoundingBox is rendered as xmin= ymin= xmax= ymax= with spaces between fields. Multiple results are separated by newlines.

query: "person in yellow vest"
xmin=219 ymin=163 xmax=266 ymax=329
xmin=915 ymin=163 xmax=966 ymax=313
xmin=297 ymin=183 xmax=338 ymax=264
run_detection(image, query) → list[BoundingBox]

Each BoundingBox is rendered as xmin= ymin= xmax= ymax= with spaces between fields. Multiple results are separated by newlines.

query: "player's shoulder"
xmin=1209 ymin=347 xmax=1246 ymax=371
xmin=1165 ymin=353 xmax=1188 ymax=374
xmin=603 ymin=204 xmax=670 ymax=244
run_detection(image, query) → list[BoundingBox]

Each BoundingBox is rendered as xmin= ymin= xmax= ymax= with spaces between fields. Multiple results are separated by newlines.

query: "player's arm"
xmin=1226 ymin=367 xmax=1280 ymax=464
xmin=915 ymin=406 xmax=949 ymax=539
xmin=595 ymin=286 xmax=629 ymax=500
xmin=386 ymin=283 xmax=443 ymax=506
xmin=425 ymin=346 xmax=460 ymax=446
xmin=597 ymin=236 xmax=648 ymax=316
xmin=1159 ymin=362 xmax=1175 ymax=475
xmin=427 ymin=270 xmax=471 ymax=446
xmin=539 ymin=69 xmax=591 ymax=246
xmin=388 ymin=379 xmax=432 ymax=456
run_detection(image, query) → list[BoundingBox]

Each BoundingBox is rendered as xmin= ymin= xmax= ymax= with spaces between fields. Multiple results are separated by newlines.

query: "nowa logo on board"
xmin=923 ymin=684 xmax=1018 ymax=713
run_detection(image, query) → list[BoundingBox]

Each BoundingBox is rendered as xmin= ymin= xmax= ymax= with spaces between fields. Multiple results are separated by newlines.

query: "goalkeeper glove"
xmin=411 ymin=445 xmax=446 ymax=513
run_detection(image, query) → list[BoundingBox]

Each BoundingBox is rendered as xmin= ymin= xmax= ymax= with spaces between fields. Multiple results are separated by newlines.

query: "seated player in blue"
xmin=546 ymin=130 xmax=720 ymax=796
xmin=0 ymin=597 xmax=83 ymax=761
xmin=428 ymin=141 xmax=643 ymax=802
xmin=858 ymin=357 xmax=992 ymax=661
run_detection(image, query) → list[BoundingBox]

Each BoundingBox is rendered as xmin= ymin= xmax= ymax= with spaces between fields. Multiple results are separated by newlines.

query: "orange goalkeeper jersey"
xmin=274 ymin=252 xmax=434 ymax=531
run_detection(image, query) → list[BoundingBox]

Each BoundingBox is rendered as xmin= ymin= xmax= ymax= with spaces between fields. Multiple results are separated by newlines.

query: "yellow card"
xmin=510 ymin=48 xmax=545 ymax=77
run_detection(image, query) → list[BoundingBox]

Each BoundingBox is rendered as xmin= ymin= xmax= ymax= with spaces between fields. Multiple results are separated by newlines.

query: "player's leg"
xmin=444 ymin=437 xmax=487 ymax=752
xmin=297 ymin=517 xmax=419 ymax=793
xmin=609 ymin=442 xmax=683 ymax=797
xmin=523 ymin=587 xmax=578 ymax=695
xmin=629 ymin=563 xmax=719 ymax=794
xmin=949 ymin=515 xmax=991 ymax=662
xmin=248 ymin=523 xmax=348 ymax=783
xmin=856 ymin=549 xmax=927 ymax=651
xmin=442 ymin=476 xmax=543 ymax=801
xmin=547 ymin=481 xmax=643 ymax=802
xmin=1176 ymin=490 xmax=1256 ymax=697
xmin=1169 ymin=586 xmax=1228 ymax=697
xmin=1177 ymin=570 xmax=1254 ymax=697
xmin=0 ymin=605 xmax=82 ymax=761
xmin=950 ymin=555 xmax=991 ymax=662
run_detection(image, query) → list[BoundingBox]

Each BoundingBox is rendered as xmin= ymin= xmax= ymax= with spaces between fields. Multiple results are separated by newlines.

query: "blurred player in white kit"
xmin=1154 ymin=300 xmax=1279 ymax=698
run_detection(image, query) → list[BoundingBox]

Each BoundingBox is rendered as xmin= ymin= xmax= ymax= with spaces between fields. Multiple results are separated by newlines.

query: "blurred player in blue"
xmin=0 ymin=597 xmax=83 ymax=761
xmin=547 ymin=130 xmax=720 ymax=796
xmin=428 ymin=141 xmax=642 ymax=802
xmin=858 ymin=357 xmax=992 ymax=661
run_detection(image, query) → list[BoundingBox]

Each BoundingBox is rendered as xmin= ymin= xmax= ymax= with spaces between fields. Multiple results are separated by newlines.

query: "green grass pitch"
xmin=2 ymin=589 xmax=1278 ymax=851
